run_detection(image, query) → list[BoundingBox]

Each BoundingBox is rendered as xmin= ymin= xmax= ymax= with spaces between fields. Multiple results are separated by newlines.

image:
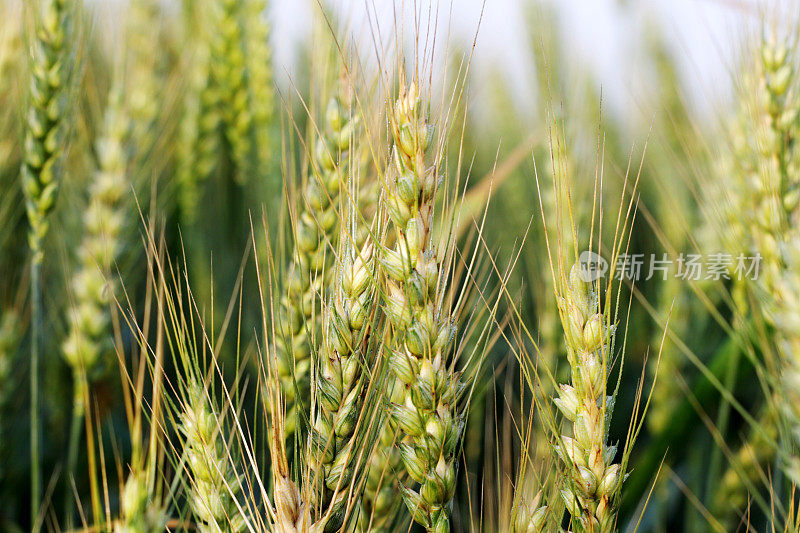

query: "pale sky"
xmin=88 ymin=0 xmax=772 ymax=121
xmin=269 ymin=0 xmax=768 ymax=121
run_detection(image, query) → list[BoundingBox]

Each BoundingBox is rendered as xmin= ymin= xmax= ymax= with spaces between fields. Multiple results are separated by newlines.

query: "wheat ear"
xmin=243 ymin=0 xmax=274 ymax=179
xmin=307 ymin=238 xmax=375 ymax=530
xmin=381 ymin=81 xmax=463 ymax=533
xmin=62 ymin=85 xmax=128 ymax=381
xmin=208 ymin=0 xmax=253 ymax=183
xmin=181 ymin=379 xmax=246 ymax=532
xmin=551 ymin=265 xmax=621 ymax=533
xmin=176 ymin=1 xmax=222 ymax=223
xmin=277 ymin=85 xmax=358 ymax=441
xmin=728 ymin=36 xmax=800 ymax=478
xmin=61 ymin=83 xmax=130 ymax=520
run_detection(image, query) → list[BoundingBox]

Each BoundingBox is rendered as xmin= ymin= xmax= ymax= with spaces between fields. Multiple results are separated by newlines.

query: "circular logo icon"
xmin=578 ymin=250 xmax=608 ymax=282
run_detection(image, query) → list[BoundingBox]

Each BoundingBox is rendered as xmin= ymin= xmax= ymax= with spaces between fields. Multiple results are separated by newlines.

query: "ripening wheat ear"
xmin=22 ymin=0 xmax=80 ymax=518
xmin=61 ymin=83 xmax=130 ymax=513
xmin=22 ymin=0 xmax=79 ymax=262
xmin=243 ymin=0 xmax=274 ymax=180
xmin=276 ymin=81 xmax=359 ymax=442
xmin=379 ymin=80 xmax=465 ymax=533
xmin=306 ymin=235 xmax=377 ymax=531
xmin=180 ymin=378 xmax=247 ymax=532
xmin=549 ymin=264 xmax=622 ymax=533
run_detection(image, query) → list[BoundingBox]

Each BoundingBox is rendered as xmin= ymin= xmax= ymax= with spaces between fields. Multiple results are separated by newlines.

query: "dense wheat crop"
xmin=1 ymin=1 xmax=800 ymax=532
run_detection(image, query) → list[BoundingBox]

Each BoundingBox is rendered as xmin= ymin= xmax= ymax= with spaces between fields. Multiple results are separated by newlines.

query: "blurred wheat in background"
xmin=2 ymin=0 xmax=800 ymax=532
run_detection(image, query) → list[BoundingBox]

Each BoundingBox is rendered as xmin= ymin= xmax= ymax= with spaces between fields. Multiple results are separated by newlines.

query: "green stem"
xmin=621 ymin=335 xmax=749 ymax=519
xmin=64 ymin=371 xmax=87 ymax=528
xmin=30 ymin=257 xmax=41 ymax=530
xmin=703 ymin=339 xmax=741 ymax=505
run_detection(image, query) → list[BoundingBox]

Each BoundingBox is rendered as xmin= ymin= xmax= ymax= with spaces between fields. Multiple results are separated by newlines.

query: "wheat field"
xmin=0 ymin=0 xmax=799 ymax=532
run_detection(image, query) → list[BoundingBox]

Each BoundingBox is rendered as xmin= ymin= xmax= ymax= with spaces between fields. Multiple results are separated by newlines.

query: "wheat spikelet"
xmin=115 ymin=471 xmax=167 ymax=533
xmin=514 ymin=491 xmax=548 ymax=533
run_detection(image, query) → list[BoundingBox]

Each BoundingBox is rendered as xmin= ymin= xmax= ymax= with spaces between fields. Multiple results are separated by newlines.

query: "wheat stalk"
xmin=0 ymin=310 xmax=21 ymax=481
xmin=22 ymin=0 xmax=79 ymax=518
